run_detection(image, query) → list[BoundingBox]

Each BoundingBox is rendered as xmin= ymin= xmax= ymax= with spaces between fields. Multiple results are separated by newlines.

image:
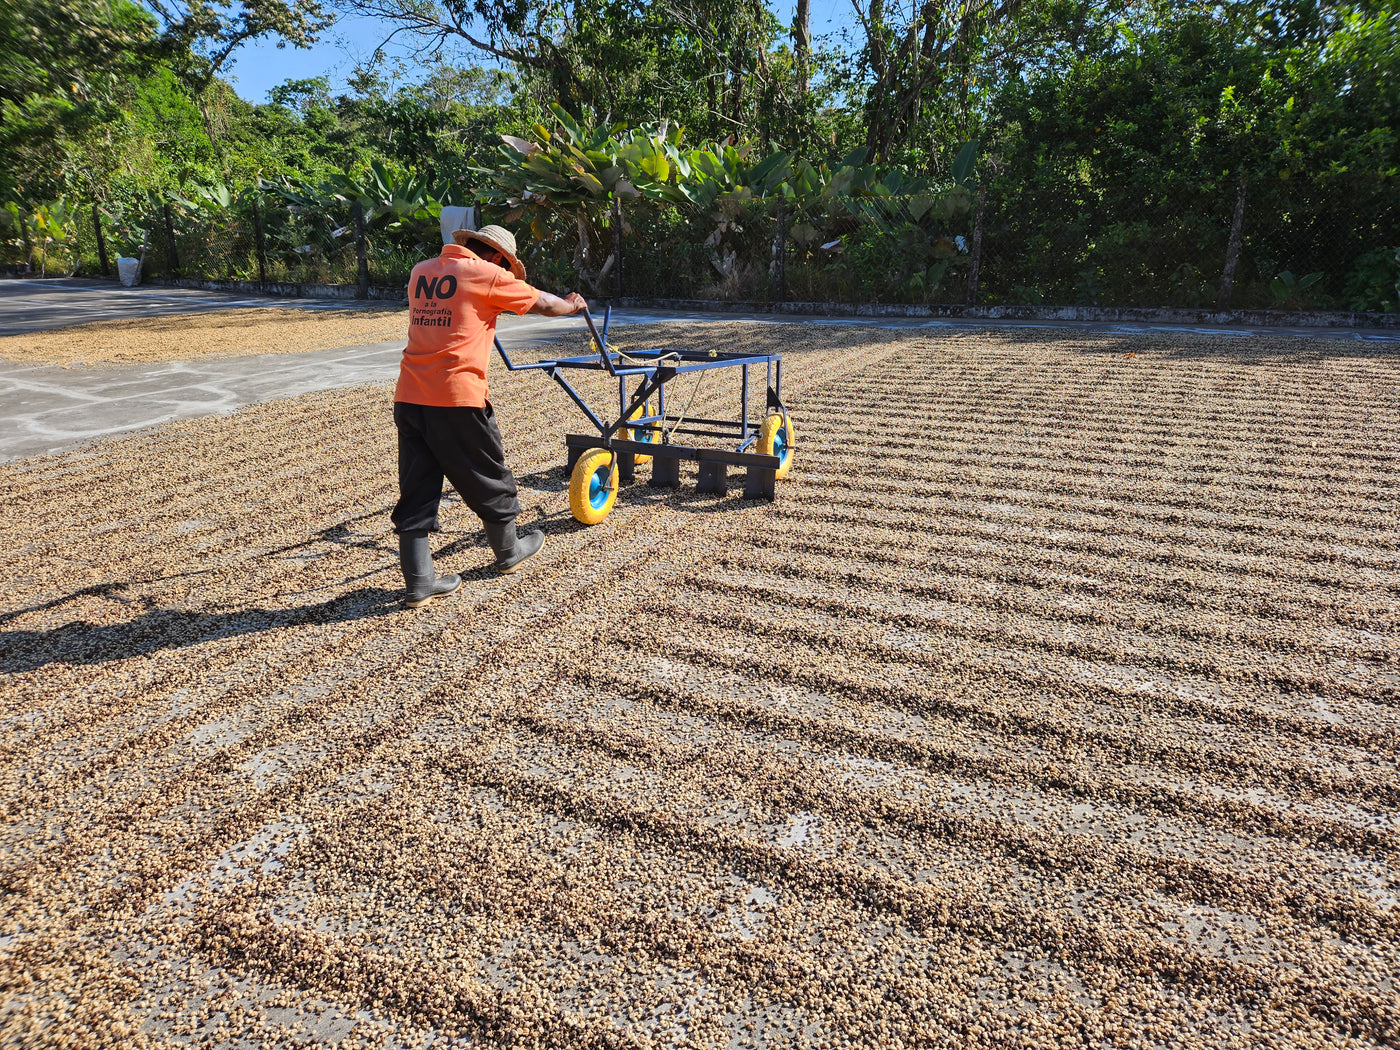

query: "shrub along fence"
xmin=3 ymin=108 xmax=1397 ymax=313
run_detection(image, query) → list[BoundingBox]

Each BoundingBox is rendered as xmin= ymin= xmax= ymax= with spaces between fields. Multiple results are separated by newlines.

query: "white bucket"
xmin=117 ymin=256 xmax=142 ymax=287
xmin=439 ymin=205 xmax=475 ymax=245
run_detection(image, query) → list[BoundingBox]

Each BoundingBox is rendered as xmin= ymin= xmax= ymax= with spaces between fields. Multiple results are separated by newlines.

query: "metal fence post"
xmin=91 ymin=204 xmax=110 ymax=276
xmin=353 ymin=201 xmax=369 ymax=299
xmin=252 ymin=195 xmax=269 ymax=285
xmin=966 ymin=183 xmax=986 ymax=305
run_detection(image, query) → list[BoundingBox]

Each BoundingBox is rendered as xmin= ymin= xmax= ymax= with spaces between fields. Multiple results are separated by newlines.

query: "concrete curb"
xmin=46 ymin=274 xmax=1400 ymax=330
xmin=141 ymin=276 xmax=409 ymax=301
xmin=614 ymin=297 xmax=1400 ymax=330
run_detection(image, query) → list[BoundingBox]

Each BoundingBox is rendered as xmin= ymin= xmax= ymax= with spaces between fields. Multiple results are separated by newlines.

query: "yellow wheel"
xmin=622 ymin=402 xmax=655 ymax=465
xmin=569 ymin=448 xmax=619 ymax=525
xmin=757 ymin=413 xmax=795 ymax=480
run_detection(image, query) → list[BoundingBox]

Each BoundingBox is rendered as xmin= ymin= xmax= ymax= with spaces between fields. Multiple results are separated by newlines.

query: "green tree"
xmin=830 ymin=0 xmax=1092 ymax=168
xmin=981 ymin=1 xmax=1399 ymax=308
xmin=139 ymin=0 xmax=335 ymax=146
xmin=0 ymin=0 xmax=157 ymax=118
xmin=268 ymin=75 xmax=333 ymax=114
xmin=327 ymin=0 xmax=792 ymax=143
xmin=322 ymin=58 xmax=539 ymax=184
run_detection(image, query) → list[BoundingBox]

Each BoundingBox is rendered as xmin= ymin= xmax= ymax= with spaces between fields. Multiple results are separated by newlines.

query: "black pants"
xmin=391 ymin=402 xmax=521 ymax=534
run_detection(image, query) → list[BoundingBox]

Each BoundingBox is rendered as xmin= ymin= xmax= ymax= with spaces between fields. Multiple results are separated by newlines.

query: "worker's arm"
xmin=529 ymin=290 xmax=588 ymax=317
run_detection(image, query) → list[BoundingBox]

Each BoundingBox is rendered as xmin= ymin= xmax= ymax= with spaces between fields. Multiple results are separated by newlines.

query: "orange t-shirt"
xmin=394 ymin=243 xmax=540 ymax=407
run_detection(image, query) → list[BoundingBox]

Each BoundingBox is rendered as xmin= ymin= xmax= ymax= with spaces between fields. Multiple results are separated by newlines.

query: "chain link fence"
xmin=974 ymin=167 xmax=1400 ymax=312
xmin=6 ymin=175 xmax=1399 ymax=313
xmin=608 ymin=177 xmax=1399 ymax=312
xmin=2 ymin=193 xmax=430 ymax=292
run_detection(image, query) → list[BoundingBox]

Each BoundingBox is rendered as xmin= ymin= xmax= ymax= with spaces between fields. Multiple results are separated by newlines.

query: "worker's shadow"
xmin=0 ymin=585 xmax=405 ymax=674
xmin=513 ymin=469 xmax=568 ymax=494
xmin=2 ymin=492 xmax=662 ymax=674
xmin=0 ymin=510 xmax=590 ymax=673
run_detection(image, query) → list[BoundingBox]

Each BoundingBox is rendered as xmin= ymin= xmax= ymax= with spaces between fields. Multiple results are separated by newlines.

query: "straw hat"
xmin=453 ymin=224 xmax=527 ymax=280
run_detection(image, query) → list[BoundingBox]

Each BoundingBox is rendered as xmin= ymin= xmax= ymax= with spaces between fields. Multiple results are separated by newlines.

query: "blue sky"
xmin=225 ymin=0 xmax=861 ymax=103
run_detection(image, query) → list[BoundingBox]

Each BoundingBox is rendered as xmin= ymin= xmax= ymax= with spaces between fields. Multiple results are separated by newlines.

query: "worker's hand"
xmin=530 ymin=290 xmax=590 ymax=317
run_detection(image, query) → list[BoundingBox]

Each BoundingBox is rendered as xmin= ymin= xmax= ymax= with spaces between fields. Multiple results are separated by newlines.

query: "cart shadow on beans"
xmin=511 ymin=467 xmax=785 ymax=519
xmin=0 ymin=498 xmax=633 ymax=674
xmin=0 ymin=496 xmax=597 ymax=674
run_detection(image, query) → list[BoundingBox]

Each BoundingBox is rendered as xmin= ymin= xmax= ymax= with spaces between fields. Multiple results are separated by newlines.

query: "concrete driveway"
xmin=0 ymin=277 xmax=366 ymax=336
xmin=0 ymin=313 xmax=593 ymax=462
xmin=3 ymin=278 xmax=1397 ymax=462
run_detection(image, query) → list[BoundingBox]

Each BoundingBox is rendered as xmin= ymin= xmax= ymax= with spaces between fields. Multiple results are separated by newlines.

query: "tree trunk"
xmin=574 ymin=208 xmax=592 ymax=276
xmin=17 ymin=213 xmax=32 ymax=272
xmin=197 ymin=93 xmax=222 ymax=160
xmin=92 ymin=204 xmax=110 ymax=276
xmin=613 ymin=195 xmax=624 ymax=300
xmin=793 ymin=0 xmax=810 ymax=98
xmin=771 ymin=196 xmax=787 ymax=303
xmin=162 ymin=203 xmax=178 ymax=275
xmin=966 ymin=182 xmax=986 ymax=304
xmin=1218 ymin=170 xmax=1248 ymax=308
xmin=353 ymin=202 xmax=369 ymax=299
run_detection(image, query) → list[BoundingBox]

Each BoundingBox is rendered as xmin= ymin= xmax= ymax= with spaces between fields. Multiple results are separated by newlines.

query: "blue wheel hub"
xmin=588 ymin=466 xmax=612 ymax=510
xmin=772 ymin=425 xmax=788 ymax=464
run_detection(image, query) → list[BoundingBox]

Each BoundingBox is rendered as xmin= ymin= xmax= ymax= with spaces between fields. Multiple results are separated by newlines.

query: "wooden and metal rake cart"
xmin=493 ymin=306 xmax=795 ymax=525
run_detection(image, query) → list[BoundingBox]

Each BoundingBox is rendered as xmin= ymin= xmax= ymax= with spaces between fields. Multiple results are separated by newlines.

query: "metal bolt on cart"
xmin=494 ymin=305 xmax=796 ymax=525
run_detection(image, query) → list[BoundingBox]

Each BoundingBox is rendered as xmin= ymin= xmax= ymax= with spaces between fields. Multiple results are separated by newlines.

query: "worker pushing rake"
xmin=391 ymin=220 xmax=795 ymax=609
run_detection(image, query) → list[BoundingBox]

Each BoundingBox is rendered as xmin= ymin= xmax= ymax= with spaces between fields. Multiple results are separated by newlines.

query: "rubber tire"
xmin=569 ymin=448 xmax=620 ymax=525
xmin=623 ymin=403 xmax=654 ymax=465
xmin=757 ymin=413 xmax=795 ymax=480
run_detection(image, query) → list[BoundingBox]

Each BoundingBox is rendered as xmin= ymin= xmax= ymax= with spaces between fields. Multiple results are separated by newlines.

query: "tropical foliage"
xmin=2 ymin=0 xmax=1397 ymax=309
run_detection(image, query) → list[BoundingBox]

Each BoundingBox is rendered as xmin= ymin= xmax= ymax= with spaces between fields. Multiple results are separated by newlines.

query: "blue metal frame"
xmin=493 ymin=304 xmax=789 ymax=456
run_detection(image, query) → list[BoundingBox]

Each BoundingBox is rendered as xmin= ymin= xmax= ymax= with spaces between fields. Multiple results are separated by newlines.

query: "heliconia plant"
xmin=2 ymin=200 xmax=80 ymax=275
xmin=268 ymin=159 xmax=455 ymax=234
xmin=476 ymin=104 xmax=980 ymax=291
xmin=2 ymin=114 xmax=979 ymax=293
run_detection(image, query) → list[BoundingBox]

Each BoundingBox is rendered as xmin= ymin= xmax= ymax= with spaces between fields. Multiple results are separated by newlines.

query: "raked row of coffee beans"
xmin=1 ymin=323 xmax=1396 ymax=1047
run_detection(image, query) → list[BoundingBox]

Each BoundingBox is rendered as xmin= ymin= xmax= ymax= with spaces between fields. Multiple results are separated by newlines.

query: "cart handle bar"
xmin=580 ymin=303 xmax=616 ymax=376
xmin=493 ymin=302 xmax=615 ymax=375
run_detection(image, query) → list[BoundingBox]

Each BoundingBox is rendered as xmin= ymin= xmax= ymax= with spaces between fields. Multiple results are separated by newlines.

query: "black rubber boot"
xmin=399 ymin=531 xmax=462 ymax=608
xmin=484 ymin=520 xmax=546 ymax=573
